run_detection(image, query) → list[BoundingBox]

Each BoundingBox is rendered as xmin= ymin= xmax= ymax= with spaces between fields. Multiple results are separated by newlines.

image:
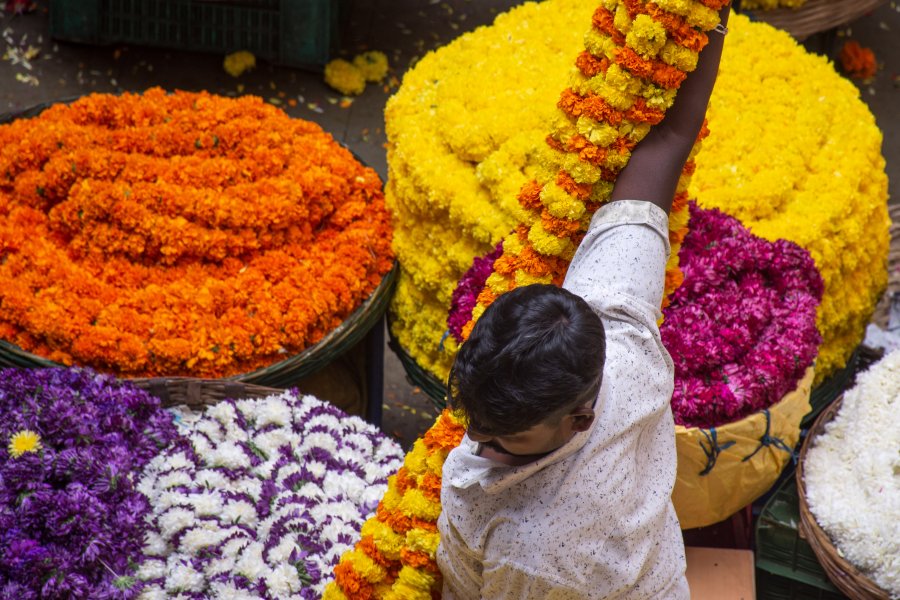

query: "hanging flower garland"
xmin=324 ymin=410 xmax=465 ymax=600
xmin=661 ymin=203 xmax=822 ymax=428
xmin=136 ymin=392 xmax=405 ymax=599
xmin=0 ymin=88 xmax=394 ymax=378
xmin=385 ymin=2 xmax=887 ymax=384
xmin=0 ymin=368 xmax=179 ymax=599
xmin=456 ymin=0 xmax=730 ymax=341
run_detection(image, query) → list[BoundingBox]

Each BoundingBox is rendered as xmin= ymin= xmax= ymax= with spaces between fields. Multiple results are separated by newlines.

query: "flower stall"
xmin=328 ymin=0 xmax=889 ymax=596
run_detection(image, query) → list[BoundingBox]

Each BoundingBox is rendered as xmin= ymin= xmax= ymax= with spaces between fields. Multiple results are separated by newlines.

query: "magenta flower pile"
xmin=661 ymin=204 xmax=823 ymax=428
xmin=0 ymin=368 xmax=179 ymax=599
xmin=448 ymin=203 xmax=823 ymax=429
xmin=447 ymin=242 xmax=503 ymax=343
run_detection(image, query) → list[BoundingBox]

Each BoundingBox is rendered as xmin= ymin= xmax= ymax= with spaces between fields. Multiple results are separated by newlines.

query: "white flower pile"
xmin=134 ymin=391 xmax=405 ymax=599
xmin=805 ymin=349 xmax=900 ymax=598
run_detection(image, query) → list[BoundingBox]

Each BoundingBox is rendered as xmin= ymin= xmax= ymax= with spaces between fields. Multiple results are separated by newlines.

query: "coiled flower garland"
xmin=0 ymin=89 xmax=394 ymax=378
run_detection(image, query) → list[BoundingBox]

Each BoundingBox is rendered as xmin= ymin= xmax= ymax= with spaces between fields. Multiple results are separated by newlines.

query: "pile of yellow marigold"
xmin=385 ymin=1 xmax=888 ymax=385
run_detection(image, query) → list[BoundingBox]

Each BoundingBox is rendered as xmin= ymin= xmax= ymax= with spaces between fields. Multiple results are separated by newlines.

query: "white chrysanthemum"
xmin=208 ymin=441 xmax=252 ymax=470
xmin=323 ymin=471 xmax=366 ymax=500
xmin=180 ymin=525 xmax=228 ymax=554
xmin=137 ymin=558 xmax=167 ymax=580
xmin=343 ymin=432 xmax=375 ymax=456
xmin=306 ymin=460 xmax=327 ymax=479
xmin=191 ymin=434 xmax=212 ymax=457
xmin=375 ymin=439 xmax=405 ymax=463
xmin=159 ymin=508 xmax=196 ymax=539
xmin=239 ymin=477 xmax=263 ymax=499
xmin=194 ymin=468 xmax=228 ymax=490
xmin=155 ymin=490 xmax=191 ymax=511
xmin=265 ymin=535 xmax=299 ymax=564
xmin=158 ymin=471 xmax=193 ymax=490
xmin=310 ymin=500 xmax=360 ymax=525
xmin=265 ymin=562 xmax=303 ymax=597
xmin=191 ymin=491 xmax=224 ymax=516
xmin=305 ymin=413 xmax=344 ymax=434
xmin=806 ymin=349 xmax=900 ymax=597
xmin=253 ymin=429 xmax=295 ymax=458
xmin=234 ymin=541 xmax=266 ymax=581
xmin=158 ymin=452 xmax=193 ymax=472
xmin=165 ymin=560 xmax=205 ymax=592
xmin=294 ymin=482 xmax=326 ymax=502
xmin=222 ymin=500 xmax=258 ymax=526
xmin=195 ymin=418 xmax=225 ymax=443
xmin=361 ymin=483 xmax=389 ymax=508
xmin=321 ymin=520 xmax=358 ymax=545
xmin=137 ymin=584 xmax=168 ymax=600
xmin=255 ymin=396 xmax=293 ymax=428
xmin=207 ymin=402 xmax=238 ymax=426
xmin=209 ymin=580 xmax=264 ymax=600
xmin=274 ymin=462 xmax=304 ymax=485
xmin=300 ymin=432 xmax=338 ymax=455
xmin=143 ymin=530 xmax=170 ymax=557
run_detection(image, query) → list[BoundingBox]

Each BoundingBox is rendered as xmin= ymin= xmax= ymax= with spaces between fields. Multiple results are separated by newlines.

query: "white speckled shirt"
xmin=437 ymin=200 xmax=689 ymax=599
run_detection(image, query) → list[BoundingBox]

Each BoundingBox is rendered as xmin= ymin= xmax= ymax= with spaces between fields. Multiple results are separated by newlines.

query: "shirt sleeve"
xmin=562 ymin=200 xmax=670 ymax=330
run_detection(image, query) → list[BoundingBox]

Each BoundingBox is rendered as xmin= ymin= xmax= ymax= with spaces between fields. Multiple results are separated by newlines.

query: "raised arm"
xmin=609 ymin=5 xmax=731 ymax=214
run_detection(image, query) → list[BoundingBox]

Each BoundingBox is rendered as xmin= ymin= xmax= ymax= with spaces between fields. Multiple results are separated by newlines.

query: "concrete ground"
xmin=2 ymin=0 xmax=897 ymax=450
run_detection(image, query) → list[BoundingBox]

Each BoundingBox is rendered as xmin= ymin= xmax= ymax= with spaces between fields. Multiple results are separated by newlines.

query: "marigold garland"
xmin=0 ymin=89 xmax=394 ymax=377
xmin=385 ymin=2 xmax=887 ymax=384
xmin=839 ymin=40 xmax=877 ymax=80
xmin=457 ymin=0 xmax=728 ymax=341
xmin=324 ymin=409 xmax=465 ymax=599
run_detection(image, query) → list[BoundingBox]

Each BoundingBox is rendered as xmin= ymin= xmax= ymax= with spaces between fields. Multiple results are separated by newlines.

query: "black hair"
xmin=447 ymin=284 xmax=605 ymax=437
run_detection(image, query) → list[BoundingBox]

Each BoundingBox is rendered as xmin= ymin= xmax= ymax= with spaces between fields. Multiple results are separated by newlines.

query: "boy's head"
xmin=448 ymin=284 xmax=605 ymax=457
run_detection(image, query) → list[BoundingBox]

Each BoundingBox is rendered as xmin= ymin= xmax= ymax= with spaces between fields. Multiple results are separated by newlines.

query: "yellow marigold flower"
xmin=626 ymin=14 xmax=669 ymax=58
xmin=352 ymin=50 xmax=389 ymax=83
xmin=8 ymin=430 xmax=41 ymax=458
xmin=223 ymin=50 xmax=255 ymax=77
xmin=541 ymin=183 xmax=586 ymax=220
xmin=324 ymin=59 xmax=366 ymax=96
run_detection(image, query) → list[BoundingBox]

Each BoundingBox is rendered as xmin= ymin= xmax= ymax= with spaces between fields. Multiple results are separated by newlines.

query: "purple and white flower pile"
xmin=135 ymin=391 xmax=405 ymax=599
xmin=0 ymin=368 xmax=179 ymax=599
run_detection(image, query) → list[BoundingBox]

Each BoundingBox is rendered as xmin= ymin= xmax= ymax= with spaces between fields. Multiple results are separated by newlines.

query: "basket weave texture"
xmin=745 ymin=0 xmax=886 ymax=40
xmin=133 ymin=377 xmax=282 ymax=410
xmin=796 ymin=396 xmax=892 ymax=600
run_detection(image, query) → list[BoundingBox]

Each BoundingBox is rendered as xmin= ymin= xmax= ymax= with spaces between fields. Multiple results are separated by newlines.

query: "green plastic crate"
xmin=49 ymin=0 xmax=346 ymax=68
xmin=755 ymin=476 xmax=848 ymax=599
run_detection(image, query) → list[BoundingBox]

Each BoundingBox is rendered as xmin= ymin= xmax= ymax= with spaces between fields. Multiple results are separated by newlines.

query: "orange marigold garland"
xmin=839 ymin=40 xmax=877 ymax=80
xmin=0 ymin=88 xmax=394 ymax=377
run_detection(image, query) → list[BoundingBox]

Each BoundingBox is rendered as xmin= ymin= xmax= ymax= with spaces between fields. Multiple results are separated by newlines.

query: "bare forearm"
xmin=610 ymin=5 xmax=731 ymax=213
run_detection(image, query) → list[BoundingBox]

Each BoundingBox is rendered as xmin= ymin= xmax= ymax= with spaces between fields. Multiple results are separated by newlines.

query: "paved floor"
xmin=2 ymin=1 xmax=897 ymax=449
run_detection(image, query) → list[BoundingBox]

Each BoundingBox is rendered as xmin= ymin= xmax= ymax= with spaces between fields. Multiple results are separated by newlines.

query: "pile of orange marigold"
xmin=0 ymin=88 xmax=393 ymax=377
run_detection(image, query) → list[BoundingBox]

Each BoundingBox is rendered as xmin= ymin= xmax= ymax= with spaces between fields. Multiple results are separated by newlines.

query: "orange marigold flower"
xmin=839 ymin=40 xmax=877 ymax=80
xmin=0 ymin=89 xmax=394 ymax=378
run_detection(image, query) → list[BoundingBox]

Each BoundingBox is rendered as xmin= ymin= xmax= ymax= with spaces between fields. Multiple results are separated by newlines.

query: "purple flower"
xmin=0 ymin=367 xmax=179 ymax=598
xmin=447 ymin=241 xmax=503 ymax=342
xmin=661 ymin=204 xmax=823 ymax=428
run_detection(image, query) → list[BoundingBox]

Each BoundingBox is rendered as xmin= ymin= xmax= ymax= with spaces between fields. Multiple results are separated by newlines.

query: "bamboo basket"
xmin=796 ymin=396 xmax=892 ymax=600
xmin=744 ymin=0 xmax=886 ymax=40
xmin=132 ymin=377 xmax=282 ymax=410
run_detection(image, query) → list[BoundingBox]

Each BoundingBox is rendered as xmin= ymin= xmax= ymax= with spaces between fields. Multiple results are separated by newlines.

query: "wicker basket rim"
xmin=796 ymin=395 xmax=892 ymax=600
xmin=0 ymin=263 xmax=397 ymax=381
xmin=744 ymin=0 xmax=887 ymax=40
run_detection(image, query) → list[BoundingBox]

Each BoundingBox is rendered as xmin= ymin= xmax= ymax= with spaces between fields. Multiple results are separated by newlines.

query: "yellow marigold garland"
xmin=325 ymin=409 xmax=465 ymax=599
xmin=460 ymin=0 xmax=728 ymax=341
xmin=385 ymin=3 xmax=887 ymax=384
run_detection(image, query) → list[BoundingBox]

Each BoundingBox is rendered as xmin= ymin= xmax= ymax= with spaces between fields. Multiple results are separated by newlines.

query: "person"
xmin=436 ymin=5 xmax=732 ymax=599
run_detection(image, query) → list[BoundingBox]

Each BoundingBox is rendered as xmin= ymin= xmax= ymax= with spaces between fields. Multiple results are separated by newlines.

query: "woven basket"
xmin=796 ymin=396 xmax=892 ymax=600
xmin=132 ymin=377 xmax=281 ymax=410
xmin=0 ymin=264 xmax=396 ymax=388
xmin=870 ymin=203 xmax=900 ymax=329
xmin=0 ymin=99 xmax=397 ymax=388
xmin=744 ymin=0 xmax=886 ymax=40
